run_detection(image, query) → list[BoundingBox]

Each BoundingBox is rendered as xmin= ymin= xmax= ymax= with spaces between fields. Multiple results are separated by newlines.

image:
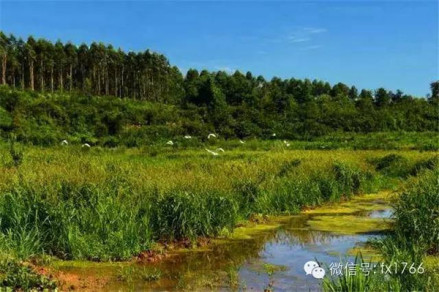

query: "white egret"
xmin=82 ymin=143 xmax=91 ymax=148
xmin=239 ymin=140 xmax=245 ymax=144
xmin=205 ymin=148 xmax=219 ymax=156
xmin=207 ymin=133 xmax=217 ymax=139
xmin=166 ymin=140 xmax=174 ymax=145
xmin=61 ymin=140 xmax=68 ymax=146
xmin=184 ymin=135 xmax=192 ymax=139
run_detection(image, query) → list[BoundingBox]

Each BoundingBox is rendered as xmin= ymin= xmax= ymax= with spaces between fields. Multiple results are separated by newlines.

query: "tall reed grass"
xmin=0 ymin=146 xmax=436 ymax=263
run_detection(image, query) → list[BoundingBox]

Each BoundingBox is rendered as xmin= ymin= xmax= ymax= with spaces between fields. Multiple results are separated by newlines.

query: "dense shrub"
xmin=410 ymin=156 xmax=439 ymax=176
xmin=0 ymin=87 xmax=437 ymax=148
xmin=0 ymin=107 xmax=12 ymax=130
xmin=372 ymin=154 xmax=410 ymax=177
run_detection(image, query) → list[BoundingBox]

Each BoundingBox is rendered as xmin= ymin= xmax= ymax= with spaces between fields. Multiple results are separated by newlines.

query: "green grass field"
xmin=0 ymin=141 xmax=437 ymax=290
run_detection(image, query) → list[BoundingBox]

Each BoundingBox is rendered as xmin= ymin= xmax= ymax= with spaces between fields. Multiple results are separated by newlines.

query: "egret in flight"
xmin=205 ymin=148 xmax=219 ymax=156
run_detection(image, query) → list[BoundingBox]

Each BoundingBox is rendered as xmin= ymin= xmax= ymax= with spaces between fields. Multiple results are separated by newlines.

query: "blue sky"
xmin=0 ymin=0 xmax=437 ymax=96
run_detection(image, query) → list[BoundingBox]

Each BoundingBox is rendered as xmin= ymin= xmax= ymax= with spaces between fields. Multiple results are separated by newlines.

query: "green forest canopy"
xmin=0 ymin=31 xmax=438 ymax=145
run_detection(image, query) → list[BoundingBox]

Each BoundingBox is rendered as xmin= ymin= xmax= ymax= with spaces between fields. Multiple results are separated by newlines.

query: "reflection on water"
xmin=239 ymin=218 xmax=378 ymax=291
xmin=56 ymin=194 xmax=392 ymax=291
xmin=369 ymin=209 xmax=393 ymax=218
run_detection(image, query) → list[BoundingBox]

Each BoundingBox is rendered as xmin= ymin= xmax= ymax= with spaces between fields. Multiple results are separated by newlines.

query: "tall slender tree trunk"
xmin=40 ymin=60 xmax=44 ymax=92
xmin=50 ymin=67 xmax=54 ymax=93
xmin=29 ymin=60 xmax=34 ymax=91
xmin=105 ymin=68 xmax=109 ymax=95
xmin=83 ymin=66 xmax=87 ymax=92
xmin=97 ymin=71 xmax=101 ymax=94
xmin=92 ymin=66 xmax=96 ymax=94
xmin=21 ymin=65 xmax=25 ymax=90
xmin=121 ymin=66 xmax=124 ymax=98
xmin=143 ymin=79 xmax=146 ymax=100
xmin=114 ymin=68 xmax=118 ymax=97
xmin=69 ymin=64 xmax=73 ymax=91
xmin=1 ymin=53 xmax=6 ymax=85
xmin=59 ymin=69 xmax=63 ymax=92
xmin=80 ymin=66 xmax=84 ymax=91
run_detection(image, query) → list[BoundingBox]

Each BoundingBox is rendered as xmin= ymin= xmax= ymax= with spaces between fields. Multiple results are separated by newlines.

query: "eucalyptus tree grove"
xmin=0 ymin=31 xmax=438 ymax=140
xmin=0 ymin=32 xmax=182 ymax=103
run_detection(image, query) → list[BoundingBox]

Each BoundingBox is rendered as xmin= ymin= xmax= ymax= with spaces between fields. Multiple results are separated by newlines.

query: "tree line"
xmin=0 ymin=31 xmax=438 ymax=142
xmin=0 ymin=31 xmax=183 ymax=103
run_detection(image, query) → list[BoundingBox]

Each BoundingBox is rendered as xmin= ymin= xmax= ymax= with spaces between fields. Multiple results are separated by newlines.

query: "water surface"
xmin=54 ymin=192 xmax=392 ymax=291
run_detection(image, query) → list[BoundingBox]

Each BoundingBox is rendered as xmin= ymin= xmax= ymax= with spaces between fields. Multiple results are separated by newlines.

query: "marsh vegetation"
xmin=0 ymin=139 xmax=437 ymax=290
xmin=0 ymin=32 xmax=437 ymax=290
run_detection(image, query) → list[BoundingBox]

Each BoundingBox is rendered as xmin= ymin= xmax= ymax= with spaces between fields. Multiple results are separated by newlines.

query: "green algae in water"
xmin=304 ymin=192 xmax=392 ymax=235
xmin=307 ymin=215 xmax=391 ymax=235
xmin=304 ymin=191 xmax=392 ymax=216
xmin=49 ymin=192 xmax=393 ymax=291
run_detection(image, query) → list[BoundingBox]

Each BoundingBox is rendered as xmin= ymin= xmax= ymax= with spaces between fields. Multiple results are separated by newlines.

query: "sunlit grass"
xmin=0 ymin=145 xmax=436 ymax=264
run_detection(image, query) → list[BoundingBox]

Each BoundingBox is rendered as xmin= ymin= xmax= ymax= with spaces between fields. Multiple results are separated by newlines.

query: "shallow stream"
xmin=54 ymin=192 xmax=392 ymax=291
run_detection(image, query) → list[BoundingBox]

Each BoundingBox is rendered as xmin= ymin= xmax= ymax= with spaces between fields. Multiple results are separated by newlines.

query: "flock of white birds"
xmin=60 ymin=139 xmax=91 ymax=148
xmin=60 ymin=132 xmax=291 ymax=156
xmin=164 ymin=132 xmax=289 ymax=156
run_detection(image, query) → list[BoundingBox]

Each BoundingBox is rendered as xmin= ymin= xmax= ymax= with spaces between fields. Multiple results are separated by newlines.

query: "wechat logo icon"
xmin=304 ymin=260 xmax=326 ymax=279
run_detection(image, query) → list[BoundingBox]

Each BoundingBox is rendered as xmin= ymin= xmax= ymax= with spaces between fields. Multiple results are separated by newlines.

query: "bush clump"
xmin=410 ymin=156 xmax=439 ymax=176
xmin=372 ymin=154 xmax=410 ymax=177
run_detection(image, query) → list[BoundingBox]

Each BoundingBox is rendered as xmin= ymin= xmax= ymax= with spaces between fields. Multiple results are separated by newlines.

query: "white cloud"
xmin=214 ymin=66 xmax=235 ymax=74
xmin=303 ymin=27 xmax=328 ymax=34
xmin=281 ymin=27 xmax=327 ymax=46
xmin=284 ymin=27 xmax=327 ymax=48
xmin=300 ymin=45 xmax=322 ymax=51
xmin=238 ymin=26 xmax=327 ymax=47
xmin=288 ymin=36 xmax=311 ymax=43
